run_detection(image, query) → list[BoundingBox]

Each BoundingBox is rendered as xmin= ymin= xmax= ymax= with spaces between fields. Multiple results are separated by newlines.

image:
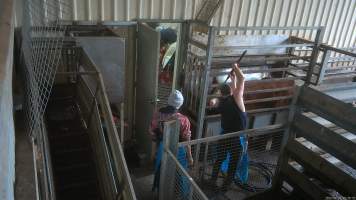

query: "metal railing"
xmin=53 ymin=46 xmax=136 ymax=200
xmin=31 ymin=120 xmax=56 ymax=200
xmin=76 ymin=49 xmax=136 ymax=200
xmin=313 ymin=45 xmax=356 ymax=85
xmin=159 ymin=118 xmax=286 ymax=199
xmin=159 ymin=120 xmax=209 ymax=200
xmin=182 ymin=22 xmax=324 ymax=166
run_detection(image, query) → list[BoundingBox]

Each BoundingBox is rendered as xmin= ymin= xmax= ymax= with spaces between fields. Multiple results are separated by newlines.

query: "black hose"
xmin=201 ymin=160 xmax=275 ymax=200
xmin=233 ymin=160 xmax=275 ymax=192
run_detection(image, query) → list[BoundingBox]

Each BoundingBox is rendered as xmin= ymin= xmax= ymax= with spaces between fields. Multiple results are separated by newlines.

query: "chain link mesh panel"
xmin=21 ymin=0 xmax=72 ymax=136
xmin=161 ymin=149 xmax=209 ymax=200
xmin=175 ymin=126 xmax=284 ymax=199
xmin=159 ymin=119 xmax=283 ymax=199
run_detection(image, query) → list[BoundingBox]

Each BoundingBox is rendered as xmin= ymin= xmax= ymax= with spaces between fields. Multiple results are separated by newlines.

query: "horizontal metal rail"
xmin=213 ymin=26 xmax=323 ymax=32
xmin=205 ymin=106 xmax=290 ymax=122
xmin=213 ymin=43 xmax=314 ymax=50
xmin=179 ymin=123 xmax=285 ymax=146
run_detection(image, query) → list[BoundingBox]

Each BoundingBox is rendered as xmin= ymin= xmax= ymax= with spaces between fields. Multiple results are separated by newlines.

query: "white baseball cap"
xmin=168 ymin=90 xmax=184 ymax=109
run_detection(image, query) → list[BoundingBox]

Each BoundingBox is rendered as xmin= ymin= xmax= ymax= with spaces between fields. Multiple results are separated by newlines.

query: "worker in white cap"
xmin=149 ymin=90 xmax=193 ymax=191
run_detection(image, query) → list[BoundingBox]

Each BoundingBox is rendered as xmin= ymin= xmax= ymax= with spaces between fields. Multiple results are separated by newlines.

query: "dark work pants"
xmin=211 ymin=138 xmax=240 ymax=185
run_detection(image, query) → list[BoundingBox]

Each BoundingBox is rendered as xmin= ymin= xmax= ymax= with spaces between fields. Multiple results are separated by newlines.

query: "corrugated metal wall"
xmin=16 ymin=0 xmax=356 ymax=47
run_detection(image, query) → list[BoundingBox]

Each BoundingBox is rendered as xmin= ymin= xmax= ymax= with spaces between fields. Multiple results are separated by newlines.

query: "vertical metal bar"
xmin=32 ymin=138 xmax=40 ymax=200
xmin=203 ymin=140 xmax=209 ymax=179
xmin=306 ymin=27 xmax=325 ymax=85
xmin=272 ymin=85 xmax=301 ymax=192
xmin=120 ymin=102 xmax=125 ymax=147
xmin=194 ymin=26 xmax=215 ymax=163
xmin=159 ymin=120 xmax=180 ymax=200
xmin=317 ymin=49 xmax=331 ymax=85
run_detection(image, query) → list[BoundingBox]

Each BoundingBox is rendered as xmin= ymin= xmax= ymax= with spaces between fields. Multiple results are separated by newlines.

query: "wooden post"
xmin=271 ymin=85 xmax=301 ymax=193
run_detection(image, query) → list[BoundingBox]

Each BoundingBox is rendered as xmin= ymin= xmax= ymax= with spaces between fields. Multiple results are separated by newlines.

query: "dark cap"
xmin=160 ymin=28 xmax=177 ymax=44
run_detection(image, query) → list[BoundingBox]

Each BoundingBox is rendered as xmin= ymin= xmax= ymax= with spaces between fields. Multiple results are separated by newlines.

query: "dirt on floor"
xmin=14 ymin=111 xmax=36 ymax=200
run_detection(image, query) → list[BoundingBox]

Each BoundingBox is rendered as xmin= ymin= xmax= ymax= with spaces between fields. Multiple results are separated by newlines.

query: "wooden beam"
xmin=293 ymin=113 xmax=356 ymax=168
xmin=286 ymin=140 xmax=356 ymax=196
xmin=281 ymin=163 xmax=329 ymax=200
xmin=290 ymin=36 xmax=315 ymax=44
xmin=298 ymin=86 xmax=356 ymax=134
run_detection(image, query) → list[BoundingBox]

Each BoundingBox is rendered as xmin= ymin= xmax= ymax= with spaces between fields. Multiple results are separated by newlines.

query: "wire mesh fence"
xmin=160 ymin=119 xmax=285 ymax=199
xmin=21 ymin=0 xmax=72 ymax=136
xmin=159 ymin=120 xmax=209 ymax=200
xmin=20 ymin=1 xmax=72 ymax=199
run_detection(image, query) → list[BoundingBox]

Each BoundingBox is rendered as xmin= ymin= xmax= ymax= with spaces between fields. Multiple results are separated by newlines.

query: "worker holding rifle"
xmin=209 ymin=63 xmax=248 ymax=191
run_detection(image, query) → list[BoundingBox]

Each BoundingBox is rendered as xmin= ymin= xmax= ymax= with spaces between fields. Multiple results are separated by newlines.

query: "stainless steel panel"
xmin=77 ymin=37 xmax=126 ymax=103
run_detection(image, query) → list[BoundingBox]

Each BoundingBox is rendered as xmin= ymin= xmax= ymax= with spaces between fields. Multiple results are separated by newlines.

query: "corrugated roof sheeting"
xmin=16 ymin=0 xmax=356 ymax=48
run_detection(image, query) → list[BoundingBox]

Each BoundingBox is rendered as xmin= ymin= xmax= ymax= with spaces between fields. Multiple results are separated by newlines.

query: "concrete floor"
xmin=130 ymin=162 xmax=157 ymax=200
xmin=14 ymin=111 xmax=36 ymax=200
xmin=131 ymin=173 xmax=157 ymax=200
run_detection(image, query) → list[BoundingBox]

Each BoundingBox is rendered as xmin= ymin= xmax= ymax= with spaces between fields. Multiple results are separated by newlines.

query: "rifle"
xmin=223 ymin=50 xmax=247 ymax=83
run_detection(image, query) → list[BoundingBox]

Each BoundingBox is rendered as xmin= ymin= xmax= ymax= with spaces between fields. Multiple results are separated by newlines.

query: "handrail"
xmin=41 ymin=120 xmax=57 ymax=200
xmin=78 ymin=49 xmax=136 ymax=200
